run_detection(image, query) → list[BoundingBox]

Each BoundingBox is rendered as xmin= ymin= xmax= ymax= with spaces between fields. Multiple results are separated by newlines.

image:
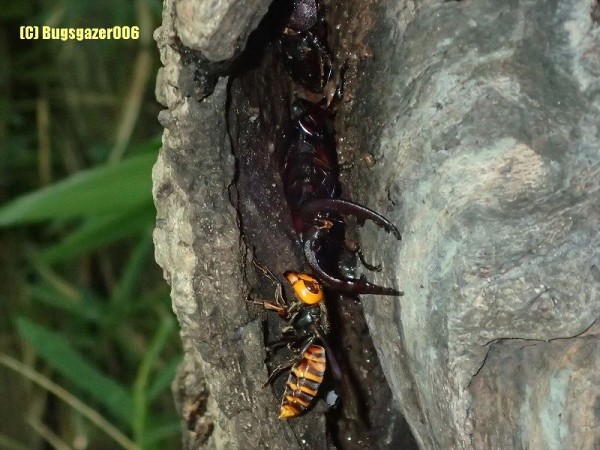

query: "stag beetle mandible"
xmin=277 ymin=100 xmax=402 ymax=296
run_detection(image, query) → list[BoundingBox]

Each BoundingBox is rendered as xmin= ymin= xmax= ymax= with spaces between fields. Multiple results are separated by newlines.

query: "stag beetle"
xmin=277 ymin=100 xmax=402 ymax=296
xmin=278 ymin=0 xmax=333 ymax=93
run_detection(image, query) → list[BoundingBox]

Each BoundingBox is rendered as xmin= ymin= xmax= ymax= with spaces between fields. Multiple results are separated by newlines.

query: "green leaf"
xmin=111 ymin=227 xmax=154 ymax=304
xmin=16 ymin=317 xmax=134 ymax=425
xmin=147 ymin=354 xmax=182 ymax=402
xmin=0 ymin=433 xmax=31 ymax=450
xmin=0 ymin=152 xmax=156 ymax=226
xmin=133 ymin=317 xmax=177 ymax=446
xmin=40 ymin=206 xmax=156 ymax=264
xmin=144 ymin=419 xmax=182 ymax=446
xmin=29 ymin=284 xmax=104 ymax=323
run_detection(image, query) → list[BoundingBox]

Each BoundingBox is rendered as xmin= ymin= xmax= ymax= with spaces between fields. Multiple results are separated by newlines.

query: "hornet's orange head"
xmin=284 ymin=272 xmax=324 ymax=305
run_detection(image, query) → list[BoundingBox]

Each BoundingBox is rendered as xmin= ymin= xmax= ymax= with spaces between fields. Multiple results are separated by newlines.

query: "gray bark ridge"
xmin=356 ymin=0 xmax=600 ymax=448
xmin=153 ymin=0 xmax=312 ymax=448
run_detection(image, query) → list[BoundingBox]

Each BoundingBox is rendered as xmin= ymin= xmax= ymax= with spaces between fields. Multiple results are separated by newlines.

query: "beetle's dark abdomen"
xmin=286 ymin=0 xmax=319 ymax=32
xmin=277 ymin=105 xmax=340 ymax=232
xmin=279 ymin=31 xmax=332 ymax=93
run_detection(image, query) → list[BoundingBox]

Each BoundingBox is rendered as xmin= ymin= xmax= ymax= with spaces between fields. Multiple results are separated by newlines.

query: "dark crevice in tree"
xmin=223 ymin=0 xmax=417 ymax=448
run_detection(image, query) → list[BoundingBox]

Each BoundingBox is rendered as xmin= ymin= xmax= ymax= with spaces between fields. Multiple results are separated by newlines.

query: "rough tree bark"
xmin=153 ymin=0 xmax=600 ymax=448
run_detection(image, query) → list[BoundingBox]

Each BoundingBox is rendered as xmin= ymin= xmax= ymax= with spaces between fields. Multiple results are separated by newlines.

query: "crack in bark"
xmin=470 ymin=318 xmax=599 ymax=389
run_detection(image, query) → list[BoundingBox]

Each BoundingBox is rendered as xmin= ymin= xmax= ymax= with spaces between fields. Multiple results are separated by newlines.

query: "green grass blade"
xmin=29 ymin=283 xmax=104 ymax=323
xmin=0 ymin=354 xmax=138 ymax=450
xmin=147 ymin=354 xmax=182 ymax=402
xmin=144 ymin=419 xmax=182 ymax=446
xmin=132 ymin=316 xmax=176 ymax=447
xmin=111 ymin=227 xmax=154 ymax=304
xmin=40 ymin=206 xmax=156 ymax=264
xmin=16 ymin=317 xmax=135 ymax=424
xmin=0 ymin=152 xmax=156 ymax=226
xmin=0 ymin=434 xmax=31 ymax=450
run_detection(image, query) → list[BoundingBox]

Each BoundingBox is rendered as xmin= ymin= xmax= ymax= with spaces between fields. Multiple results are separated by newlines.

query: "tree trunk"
xmin=153 ymin=0 xmax=600 ymax=448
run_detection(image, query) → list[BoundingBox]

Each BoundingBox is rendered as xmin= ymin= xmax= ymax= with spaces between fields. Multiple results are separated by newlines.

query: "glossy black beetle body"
xmin=278 ymin=100 xmax=338 ymax=232
xmin=278 ymin=0 xmax=333 ymax=93
xmin=277 ymin=100 xmax=402 ymax=296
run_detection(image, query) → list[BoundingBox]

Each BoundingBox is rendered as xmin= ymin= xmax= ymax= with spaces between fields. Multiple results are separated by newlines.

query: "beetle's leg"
xmin=357 ymin=249 xmax=382 ymax=272
xmin=339 ymin=160 xmax=354 ymax=173
xmin=326 ymin=60 xmax=348 ymax=110
xmin=345 ymin=238 xmax=382 ymax=272
xmin=303 ymin=225 xmax=403 ymax=296
xmin=301 ymin=198 xmax=401 ymax=240
xmin=306 ymin=30 xmax=333 ymax=93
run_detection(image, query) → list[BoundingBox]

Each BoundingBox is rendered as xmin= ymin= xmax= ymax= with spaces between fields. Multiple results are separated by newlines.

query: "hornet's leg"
xmin=263 ymin=336 xmax=313 ymax=387
xmin=263 ymin=361 xmax=295 ymax=387
xmin=253 ymin=260 xmax=280 ymax=284
xmin=247 ymin=299 xmax=287 ymax=314
xmin=266 ymin=332 xmax=310 ymax=354
xmin=300 ymin=198 xmax=401 ymax=240
xmin=247 ymin=283 xmax=291 ymax=320
xmin=265 ymin=335 xmax=303 ymax=354
xmin=252 ymin=261 xmax=290 ymax=308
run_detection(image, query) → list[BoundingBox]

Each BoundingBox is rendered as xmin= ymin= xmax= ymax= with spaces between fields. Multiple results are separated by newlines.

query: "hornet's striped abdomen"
xmin=279 ymin=344 xmax=326 ymax=419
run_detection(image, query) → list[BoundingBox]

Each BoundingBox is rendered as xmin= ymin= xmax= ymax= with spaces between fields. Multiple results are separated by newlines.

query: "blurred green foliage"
xmin=0 ymin=1 xmax=182 ymax=449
